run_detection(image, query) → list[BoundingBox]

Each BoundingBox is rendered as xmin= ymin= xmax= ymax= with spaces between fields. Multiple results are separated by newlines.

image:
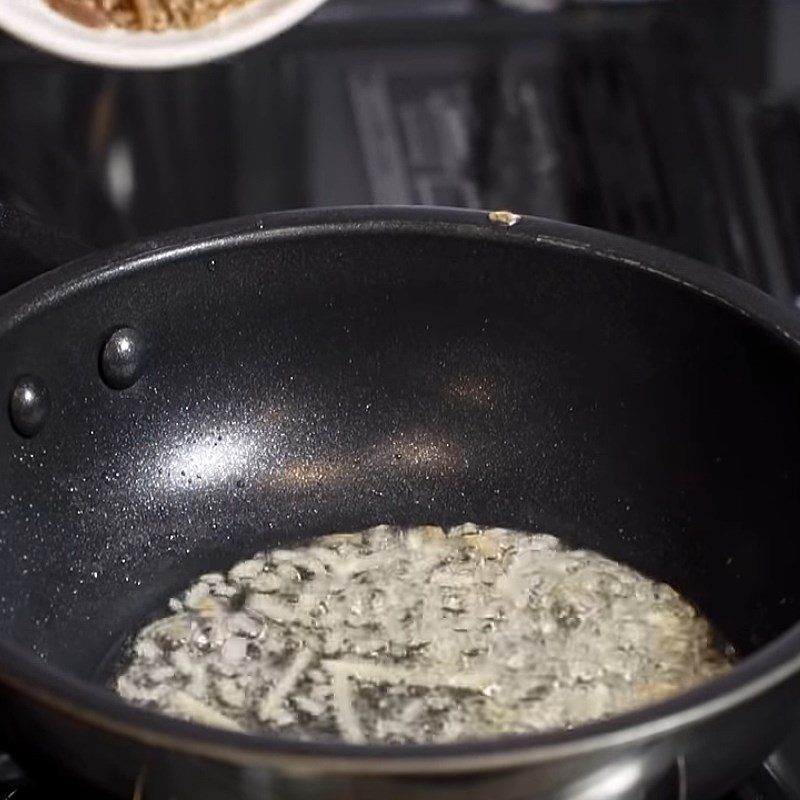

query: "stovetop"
xmin=1 ymin=0 xmax=800 ymax=797
xmin=1 ymin=747 xmax=800 ymax=800
xmin=0 ymin=0 xmax=797 ymax=304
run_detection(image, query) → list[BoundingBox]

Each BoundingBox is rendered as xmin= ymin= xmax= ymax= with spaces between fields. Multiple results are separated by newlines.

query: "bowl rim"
xmin=0 ymin=0 xmax=329 ymax=69
xmin=2 ymin=205 xmax=800 ymax=772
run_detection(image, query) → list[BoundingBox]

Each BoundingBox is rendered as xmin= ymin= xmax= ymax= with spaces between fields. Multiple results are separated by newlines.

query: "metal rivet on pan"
xmin=9 ymin=375 xmax=50 ymax=438
xmin=488 ymin=210 xmax=521 ymax=227
xmin=100 ymin=327 xmax=145 ymax=390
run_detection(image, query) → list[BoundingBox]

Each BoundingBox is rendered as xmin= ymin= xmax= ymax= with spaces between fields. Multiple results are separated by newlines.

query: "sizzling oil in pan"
xmin=114 ymin=524 xmax=732 ymax=744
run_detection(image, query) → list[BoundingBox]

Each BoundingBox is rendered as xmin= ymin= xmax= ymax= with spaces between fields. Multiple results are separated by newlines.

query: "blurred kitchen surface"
xmin=0 ymin=0 xmax=799 ymax=305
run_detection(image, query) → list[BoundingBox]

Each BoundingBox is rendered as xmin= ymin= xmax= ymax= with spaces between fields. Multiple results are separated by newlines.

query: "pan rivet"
xmin=488 ymin=210 xmax=521 ymax=227
xmin=100 ymin=327 xmax=145 ymax=390
xmin=9 ymin=375 xmax=50 ymax=437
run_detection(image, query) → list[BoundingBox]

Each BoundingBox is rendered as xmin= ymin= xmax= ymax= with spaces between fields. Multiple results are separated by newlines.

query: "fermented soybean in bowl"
xmin=47 ymin=0 xmax=256 ymax=31
xmin=115 ymin=524 xmax=732 ymax=744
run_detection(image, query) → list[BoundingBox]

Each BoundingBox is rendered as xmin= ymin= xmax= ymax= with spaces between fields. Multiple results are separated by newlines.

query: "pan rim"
xmin=1 ymin=205 xmax=800 ymax=772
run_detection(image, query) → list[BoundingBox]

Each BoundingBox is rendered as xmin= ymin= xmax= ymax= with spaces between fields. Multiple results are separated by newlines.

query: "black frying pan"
xmin=1 ymin=207 xmax=800 ymax=800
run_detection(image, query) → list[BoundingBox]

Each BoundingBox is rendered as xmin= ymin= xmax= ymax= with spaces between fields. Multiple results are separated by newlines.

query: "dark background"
xmin=0 ymin=0 xmax=798 ymax=308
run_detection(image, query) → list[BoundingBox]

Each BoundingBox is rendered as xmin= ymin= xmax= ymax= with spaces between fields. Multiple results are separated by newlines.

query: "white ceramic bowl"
xmin=0 ymin=0 xmax=328 ymax=70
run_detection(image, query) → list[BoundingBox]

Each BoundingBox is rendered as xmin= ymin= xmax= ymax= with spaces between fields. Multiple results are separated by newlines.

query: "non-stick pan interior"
xmin=1 ymin=221 xmax=799 ymax=681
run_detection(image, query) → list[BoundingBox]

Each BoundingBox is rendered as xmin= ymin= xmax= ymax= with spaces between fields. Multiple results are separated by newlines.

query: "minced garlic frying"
xmin=115 ymin=524 xmax=732 ymax=743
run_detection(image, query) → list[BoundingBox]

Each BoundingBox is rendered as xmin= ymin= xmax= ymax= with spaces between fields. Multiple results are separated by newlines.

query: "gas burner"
xmin=0 ymin=755 xmax=796 ymax=800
